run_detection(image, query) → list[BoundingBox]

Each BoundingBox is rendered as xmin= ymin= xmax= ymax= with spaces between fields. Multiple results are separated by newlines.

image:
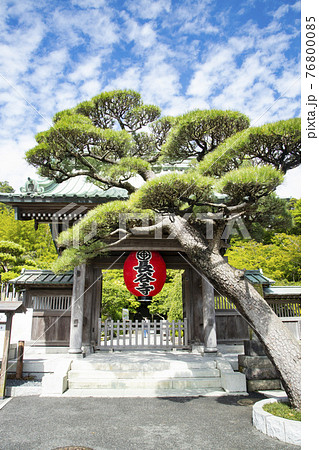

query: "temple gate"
xmin=1 ymin=176 xmax=218 ymax=355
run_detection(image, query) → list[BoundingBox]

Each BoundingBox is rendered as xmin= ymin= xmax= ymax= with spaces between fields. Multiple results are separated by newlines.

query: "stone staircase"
xmin=59 ymin=351 xmax=247 ymax=397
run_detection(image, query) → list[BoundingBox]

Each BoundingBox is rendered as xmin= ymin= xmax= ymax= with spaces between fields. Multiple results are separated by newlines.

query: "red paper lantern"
xmin=123 ymin=251 xmax=166 ymax=297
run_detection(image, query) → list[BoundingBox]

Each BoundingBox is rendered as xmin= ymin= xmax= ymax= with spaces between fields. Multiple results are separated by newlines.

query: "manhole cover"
xmin=52 ymin=447 xmax=93 ymax=450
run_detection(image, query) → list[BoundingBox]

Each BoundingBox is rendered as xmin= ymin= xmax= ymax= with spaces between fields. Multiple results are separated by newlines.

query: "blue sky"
xmin=0 ymin=0 xmax=301 ymax=196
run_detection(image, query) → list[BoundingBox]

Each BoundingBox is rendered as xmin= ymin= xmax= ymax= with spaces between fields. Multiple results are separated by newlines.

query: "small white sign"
xmin=122 ymin=309 xmax=129 ymax=320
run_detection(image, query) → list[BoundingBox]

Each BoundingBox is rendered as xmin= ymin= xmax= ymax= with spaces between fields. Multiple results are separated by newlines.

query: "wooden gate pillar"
xmin=182 ymin=267 xmax=204 ymax=345
xmin=91 ymin=268 xmax=102 ymax=348
xmin=0 ymin=312 xmax=13 ymax=398
xmin=69 ymin=264 xmax=102 ymax=355
xmin=81 ymin=264 xmax=94 ymax=354
xmin=202 ymin=278 xmax=217 ymax=352
xmin=69 ymin=264 xmax=86 ymax=354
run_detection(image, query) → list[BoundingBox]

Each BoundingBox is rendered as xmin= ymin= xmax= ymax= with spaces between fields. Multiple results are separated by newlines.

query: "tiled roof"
xmin=10 ymin=269 xmax=74 ymax=286
xmin=0 ymin=176 xmax=128 ymax=203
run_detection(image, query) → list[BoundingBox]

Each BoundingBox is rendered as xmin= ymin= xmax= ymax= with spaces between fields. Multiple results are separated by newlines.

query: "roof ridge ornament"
xmin=20 ymin=177 xmax=44 ymax=194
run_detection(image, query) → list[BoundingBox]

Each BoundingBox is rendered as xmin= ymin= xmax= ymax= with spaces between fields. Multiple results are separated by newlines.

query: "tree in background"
xmin=289 ymin=198 xmax=301 ymax=235
xmin=241 ymin=194 xmax=293 ymax=243
xmin=227 ymin=234 xmax=301 ymax=284
xmin=0 ymin=181 xmax=14 ymax=193
xmin=226 ymin=196 xmax=301 ymax=283
xmin=0 ymin=199 xmax=57 ymax=271
xmin=148 ymin=270 xmax=183 ymax=321
xmin=0 ymin=240 xmax=37 ymax=284
xmin=26 ymin=90 xmax=301 ymax=409
xmin=101 ymin=270 xmax=140 ymax=320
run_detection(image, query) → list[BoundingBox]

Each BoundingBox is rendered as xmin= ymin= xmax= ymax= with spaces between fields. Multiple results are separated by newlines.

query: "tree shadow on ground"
xmin=156 ymin=396 xmax=200 ymax=403
xmin=215 ymin=392 xmax=267 ymax=407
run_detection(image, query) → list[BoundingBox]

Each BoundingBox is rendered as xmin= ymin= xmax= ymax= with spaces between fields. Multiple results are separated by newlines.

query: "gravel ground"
xmin=0 ymin=395 xmax=300 ymax=450
xmin=5 ymin=377 xmax=42 ymax=387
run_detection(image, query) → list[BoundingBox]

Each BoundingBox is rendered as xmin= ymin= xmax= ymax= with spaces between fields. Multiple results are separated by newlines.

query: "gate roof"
xmin=0 ymin=176 xmax=128 ymax=224
xmin=9 ymin=269 xmax=74 ymax=287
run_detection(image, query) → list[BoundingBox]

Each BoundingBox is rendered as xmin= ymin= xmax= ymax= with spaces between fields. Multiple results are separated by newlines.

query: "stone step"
xmin=68 ymin=368 xmax=220 ymax=380
xmin=70 ymin=359 xmax=217 ymax=372
xmin=68 ymin=376 xmax=223 ymax=390
xmin=62 ymin=387 xmax=225 ymax=398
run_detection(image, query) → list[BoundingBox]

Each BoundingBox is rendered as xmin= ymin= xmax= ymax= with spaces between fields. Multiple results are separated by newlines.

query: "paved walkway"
xmin=0 ymin=395 xmax=299 ymax=449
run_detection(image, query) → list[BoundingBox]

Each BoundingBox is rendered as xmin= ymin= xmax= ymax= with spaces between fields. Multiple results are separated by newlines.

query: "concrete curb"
xmin=252 ymin=398 xmax=301 ymax=446
xmin=0 ymin=397 xmax=12 ymax=409
xmin=5 ymin=386 xmax=42 ymax=397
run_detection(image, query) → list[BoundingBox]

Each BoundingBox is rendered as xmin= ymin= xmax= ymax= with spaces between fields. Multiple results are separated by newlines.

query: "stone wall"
xmin=238 ymin=338 xmax=281 ymax=391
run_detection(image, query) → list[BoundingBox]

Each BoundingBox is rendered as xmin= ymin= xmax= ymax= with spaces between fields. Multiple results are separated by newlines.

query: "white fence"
xmin=98 ymin=319 xmax=188 ymax=350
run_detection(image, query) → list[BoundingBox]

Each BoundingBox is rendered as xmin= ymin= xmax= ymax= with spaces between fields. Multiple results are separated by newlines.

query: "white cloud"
xmin=71 ymin=0 xmax=106 ymax=8
xmin=186 ymin=13 xmax=300 ymax=124
xmin=187 ymin=47 xmax=235 ymax=98
xmin=125 ymin=0 xmax=171 ymax=20
xmin=69 ymin=56 xmax=102 ymax=83
xmin=53 ymin=83 xmax=81 ymax=112
xmin=0 ymin=0 xmax=301 ymax=198
xmin=52 ymin=6 xmax=120 ymax=49
xmin=80 ymin=80 xmax=103 ymax=99
xmin=125 ymin=19 xmax=158 ymax=49
xmin=104 ymin=67 xmax=142 ymax=92
xmin=0 ymin=20 xmax=45 ymax=82
xmin=271 ymin=1 xmax=301 ymax=20
xmin=272 ymin=4 xmax=290 ymax=20
xmin=141 ymin=62 xmax=181 ymax=105
xmin=0 ymin=136 xmax=38 ymax=191
xmin=276 ymin=166 xmax=301 ymax=199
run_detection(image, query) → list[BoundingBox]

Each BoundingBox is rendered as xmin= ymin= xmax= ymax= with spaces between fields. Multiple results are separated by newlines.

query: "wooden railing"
xmin=266 ymin=299 xmax=301 ymax=317
xmin=214 ymin=295 xmax=301 ymax=342
xmin=215 ymin=296 xmax=237 ymax=310
xmin=98 ymin=319 xmax=188 ymax=350
xmin=31 ymin=295 xmax=72 ymax=311
xmin=215 ymin=295 xmax=301 ymax=317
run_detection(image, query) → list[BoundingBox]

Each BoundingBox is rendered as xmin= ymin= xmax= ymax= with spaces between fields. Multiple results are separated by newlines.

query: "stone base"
xmin=238 ymin=355 xmax=275 ymax=369
xmin=221 ymin=371 xmax=246 ymax=393
xmin=204 ymin=347 xmax=218 ymax=354
xmin=216 ymin=358 xmax=247 ymax=393
xmin=243 ymin=367 xmax=280 ymax=380
xmin=41 ymin=359 xmax=72 ymax=395
xmin=191 ymin=344 xmax=205 ymax=354
xmin=239 ymin=348 xmax=281 ymax=392
xmin=248 ymin=379 xmax=282 ymax=392
xmin=244 ymin=339 xmax=266 ymax=356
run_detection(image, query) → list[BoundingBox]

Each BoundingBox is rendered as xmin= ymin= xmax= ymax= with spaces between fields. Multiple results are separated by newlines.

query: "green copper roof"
xmin=10 ymin=269 xmax=74 ymax=286
xmin=0 ymin=176 xmax=128 ymax=202
xmin=244 ymin=269 xmax=274 ymax=285
xmin=263 ymin=286 xmax=301 ymax=296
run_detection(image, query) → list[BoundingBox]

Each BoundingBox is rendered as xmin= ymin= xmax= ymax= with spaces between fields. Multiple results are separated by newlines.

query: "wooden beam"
xmin=105 ymin=236 xmax=184 ymax=252
xmin=92 ymin=252 xmax=192 ymax=270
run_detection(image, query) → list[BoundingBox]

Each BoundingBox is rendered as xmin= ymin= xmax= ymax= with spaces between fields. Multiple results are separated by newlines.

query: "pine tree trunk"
xmin=170 ymin=216 xmax=301 ymax=410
